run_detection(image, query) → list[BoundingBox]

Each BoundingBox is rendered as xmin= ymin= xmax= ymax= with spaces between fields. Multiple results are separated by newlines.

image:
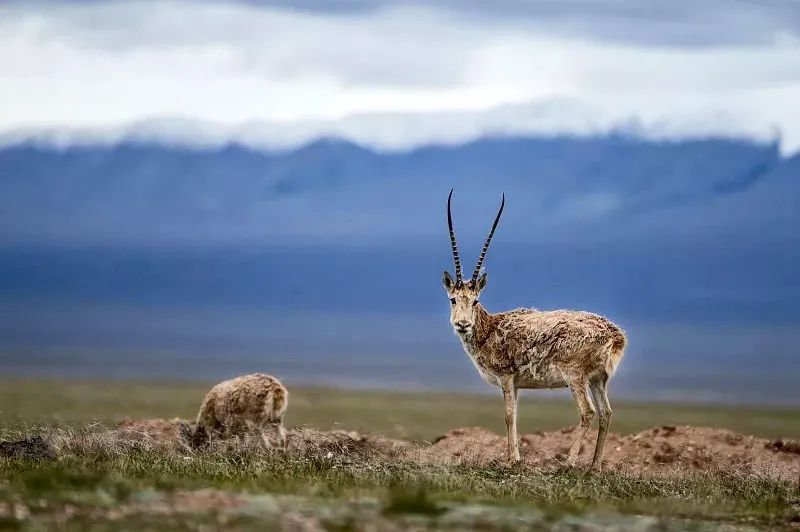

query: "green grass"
xmin=1 ymin=433 xmax=798 ymax=529
xmin=1 ymin=378 xmax=799 ymax=530
xmin=2 ymin=378 xmax=800 ymax=441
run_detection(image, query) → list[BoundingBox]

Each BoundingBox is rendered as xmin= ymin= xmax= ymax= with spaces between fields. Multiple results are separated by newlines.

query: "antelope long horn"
xmin=472 ymin=193 xmax=505 ymax=283
xmin=447 ymin=188 xmax=463 ymax=284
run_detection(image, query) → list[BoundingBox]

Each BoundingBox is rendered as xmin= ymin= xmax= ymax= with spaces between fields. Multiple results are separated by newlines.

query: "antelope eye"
xmin=449 ymin=298 xmax=456 ymax=305
xmin=473 ymin=299 xmax=479 ymax=306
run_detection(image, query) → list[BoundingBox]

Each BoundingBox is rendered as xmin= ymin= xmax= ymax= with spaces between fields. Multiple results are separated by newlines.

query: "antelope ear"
xmin=476 ymin=272 xmax=488 ymax=291
xmin=442 ymin=271 xmax=455 ymax=290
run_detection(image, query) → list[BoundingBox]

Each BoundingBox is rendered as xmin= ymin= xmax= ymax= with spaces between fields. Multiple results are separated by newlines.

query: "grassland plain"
xmin=1 ymin=378 xmax=800 ymax=530
xmin=3 ymin=378 xmax=800 ymax=441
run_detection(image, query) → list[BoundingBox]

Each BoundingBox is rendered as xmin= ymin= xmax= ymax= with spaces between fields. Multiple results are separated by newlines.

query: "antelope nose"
xmin=455 ymin=320 xmax=470 ymax=330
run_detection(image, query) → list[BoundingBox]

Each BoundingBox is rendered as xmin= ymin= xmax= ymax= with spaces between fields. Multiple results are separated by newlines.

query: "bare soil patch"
xmin=423 ymin=425 xmax=800 ymax=480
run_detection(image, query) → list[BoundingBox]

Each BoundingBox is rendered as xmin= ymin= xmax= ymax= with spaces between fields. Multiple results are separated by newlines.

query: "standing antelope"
xmin=443 ymin=189 xmax=626 ymax=471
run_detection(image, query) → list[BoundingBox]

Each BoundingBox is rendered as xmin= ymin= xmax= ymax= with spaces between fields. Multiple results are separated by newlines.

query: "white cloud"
xmin=0 ymin=1 xmax=799 ymax=154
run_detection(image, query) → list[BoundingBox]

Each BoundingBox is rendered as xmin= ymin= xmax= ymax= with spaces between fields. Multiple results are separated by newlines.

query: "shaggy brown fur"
xmin=183 ymin=373 xmax=289 ymax=448
xmin=466 ymin=306 xmax=626 ymax=386
xmin=444 ymin=190 xmax=627 ymax=471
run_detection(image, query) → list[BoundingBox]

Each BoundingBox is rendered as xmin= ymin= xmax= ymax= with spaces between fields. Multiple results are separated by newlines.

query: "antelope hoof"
xmin=508 ymin=455 xmax=521 ymax=466
xmin=590 ymin=461 xmax=603 ymax=473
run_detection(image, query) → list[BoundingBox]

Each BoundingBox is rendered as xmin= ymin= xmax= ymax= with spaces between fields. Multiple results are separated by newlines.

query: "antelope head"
xmin=442 ymin=188 xmax=504 ymax=336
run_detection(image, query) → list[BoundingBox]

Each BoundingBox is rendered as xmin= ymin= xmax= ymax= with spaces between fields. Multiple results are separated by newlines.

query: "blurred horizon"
xmin=1 ymin=0 xmax=798 ymax=406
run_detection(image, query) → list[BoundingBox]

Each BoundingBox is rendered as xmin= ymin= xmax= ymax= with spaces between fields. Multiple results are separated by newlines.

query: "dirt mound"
xmin=27 ymin=418 xmax=800 ymax=480
xmin=424 ymin=425 xmax=800 ymax=480
xmin=112 ymin=419 xmax=409 ymax=459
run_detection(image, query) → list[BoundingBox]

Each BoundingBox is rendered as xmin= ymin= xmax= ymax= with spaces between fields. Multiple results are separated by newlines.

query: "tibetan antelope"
xmin=443 ymin=189 xmax=626 ymax=471
xmin=181 ymin=373 xmax=289 ymax=448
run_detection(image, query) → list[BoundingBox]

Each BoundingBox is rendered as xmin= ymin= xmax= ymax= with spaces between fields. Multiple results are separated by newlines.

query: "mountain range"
xmin=0 ymin=134 xmax=792 ymax=244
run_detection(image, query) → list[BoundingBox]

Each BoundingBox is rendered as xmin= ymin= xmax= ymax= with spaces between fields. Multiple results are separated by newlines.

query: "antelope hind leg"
xmin=588 ymin=376 xmax=613 ymax=472
xmin=566 ymin=377 xmax=595 ymax=467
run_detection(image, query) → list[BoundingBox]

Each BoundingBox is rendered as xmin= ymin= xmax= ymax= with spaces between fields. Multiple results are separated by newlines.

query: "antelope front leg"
xmin=501 ymin=377 xmax=521 ymax=464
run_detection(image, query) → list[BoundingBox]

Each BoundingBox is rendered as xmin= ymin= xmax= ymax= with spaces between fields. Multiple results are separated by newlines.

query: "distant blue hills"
xmin=0 ymin=134 xmax=791 ymax=245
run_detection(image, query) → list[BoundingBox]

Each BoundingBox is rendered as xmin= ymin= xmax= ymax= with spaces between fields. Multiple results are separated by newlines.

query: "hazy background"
xmin=0 ymin=0 xmax=798 ymax=406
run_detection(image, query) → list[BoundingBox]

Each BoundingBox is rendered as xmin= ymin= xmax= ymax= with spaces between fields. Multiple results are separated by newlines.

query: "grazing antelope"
xmin=443 ymin=189 xmax=626 ymax=471
xmin=181 ymin=373 xmax=289 ymax=448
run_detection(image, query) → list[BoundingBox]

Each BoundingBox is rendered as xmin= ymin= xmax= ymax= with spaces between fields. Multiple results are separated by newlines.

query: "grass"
xmin=1 ymin=427 xmax=798 ymax=529
xmin=2 ymin=377 xmax=800 ymax=441
xmin=1 ymin=378 xmax=799 ymax=529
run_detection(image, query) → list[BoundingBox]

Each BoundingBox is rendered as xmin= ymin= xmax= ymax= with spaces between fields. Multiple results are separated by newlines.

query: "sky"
xmin=1 ymin=1 xmax=799 ymax=403
xmin=1 ymin=0 xmax=799 ymax=153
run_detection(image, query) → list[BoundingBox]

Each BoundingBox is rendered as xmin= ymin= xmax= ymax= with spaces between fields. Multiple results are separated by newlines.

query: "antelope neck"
xmin=467 ymin=303 xmax=498 ymax=347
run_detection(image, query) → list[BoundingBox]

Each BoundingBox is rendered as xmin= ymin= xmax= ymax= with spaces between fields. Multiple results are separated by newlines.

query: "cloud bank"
xmin=1 ymin=1 xmax=799 ymax=153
